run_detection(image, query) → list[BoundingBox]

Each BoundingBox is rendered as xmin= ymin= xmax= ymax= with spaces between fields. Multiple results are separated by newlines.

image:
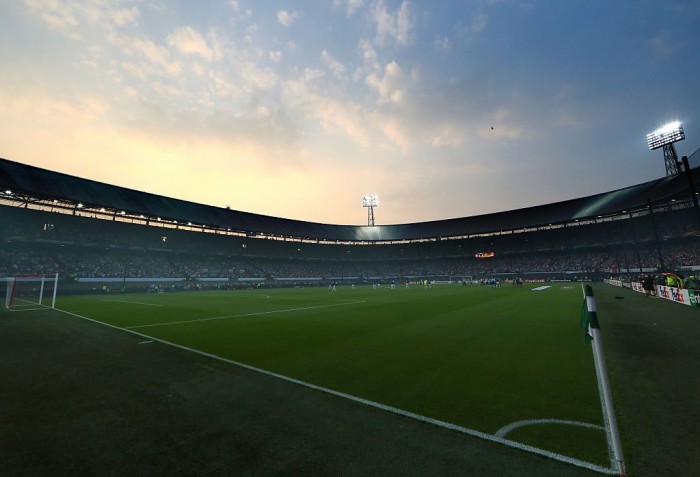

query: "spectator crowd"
xmin=2 ymin=203 xmax=698 ymax=282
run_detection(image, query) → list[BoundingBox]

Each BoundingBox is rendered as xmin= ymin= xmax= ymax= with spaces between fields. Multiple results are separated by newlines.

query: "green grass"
xmin=590 ymin=283 xmax=700 ymax=477
xmin=55 ymin=283 xmax=610 ymax=470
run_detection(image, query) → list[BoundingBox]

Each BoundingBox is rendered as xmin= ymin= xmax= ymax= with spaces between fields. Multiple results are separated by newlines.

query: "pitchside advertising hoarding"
xmin=656 ymin=285 xmax=698 ymax=307
xmin=630 ymin=282 xmax=645 ymax=293
xmin=605 ymin=279 xmax=698 ymax=308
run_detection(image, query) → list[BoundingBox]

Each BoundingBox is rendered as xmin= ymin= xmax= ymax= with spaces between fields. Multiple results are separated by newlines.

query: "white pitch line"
xmin=51 ymin=305 xmax=616 ymax=475
xmin=7 ymin=306 xmax=50 ymax=313
xmin=60 ymin=307 xmax=125 ymax=314
xmin=495 ymin=419 xmax=605 ymax=438
xmin=125 ymin=300 xmax=367 ymax=329
xmin=220 ymin=293 xmax=271 ymax=299
xmin=101 ymin=299 xmax=164 ymax=307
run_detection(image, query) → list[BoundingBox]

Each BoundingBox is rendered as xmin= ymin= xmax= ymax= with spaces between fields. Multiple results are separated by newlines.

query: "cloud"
xmin=208 ymin=70 xmax=242 ymax=98
xmin=427 ymin=123 xmax=465 ymax=148
xmin=110 ymin=6 xmax=139 ymax=26
xmin=14 ymin=0 xmax=672 ymax=226
xmin=357 ymin=38 xmax=380 ymax=72
xmin=192 ymin=62 xmax=206 ymax=76
xmin=23 ymin=0 xmax=80 ymax=38
xmin=369 ymin=0 xmax=414 ymax=46
xmin=672 ymin=1 xmax=700 ymax=17
xmin=312 ymin=98 xmax=374 ymax=147
xmin=481 ymin=108 xmax=536 ymax=140
xmin=153 ymin=82 xmax=183 ymax=100
xmin=0 ymin=85 xmax=109 ymax=132
xmin=277 ymin=10 xmax=300 ymax=27
xmin=334 ymin=0 xmax=365 ymax=17
xmin=111 ymin=33 xmax=183 ymax=77
xmin=455 ymin=10 xmax=487 ymax=42
xmin=167 ymin=26 xmax=216 ymax=62
xmin=279 ymin=69 xmax=395 ymax=151
xmin=364 ymin=60 xmax=407 ymax=105
xmin=121 ymin=61 xmax=148 ymax=80
xmin=229 ymin=0 xmax=253 ymax=19
xmin=648 ymin=34 xmax=680 ymax=59
xmin=433 ymin=35 xmax=451 ymax=51
xmin=23 ymin=0 xmax=141 ymax=39
xmin=320 ymin=49 xmax=346 ymax=78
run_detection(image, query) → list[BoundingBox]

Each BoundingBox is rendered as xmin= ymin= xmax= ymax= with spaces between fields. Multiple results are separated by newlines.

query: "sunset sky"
xmin=1 ymin=1 xmax=699 ymax=225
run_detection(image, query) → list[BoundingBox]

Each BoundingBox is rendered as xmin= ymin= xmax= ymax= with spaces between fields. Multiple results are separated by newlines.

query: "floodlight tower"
xmin=362 ymin=195 xmax=378 ymax=226
xmin=647 ymin=121 xmax=685 ymax=176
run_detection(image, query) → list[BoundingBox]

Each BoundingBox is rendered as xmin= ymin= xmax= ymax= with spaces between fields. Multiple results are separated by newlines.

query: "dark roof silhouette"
xmin=1 ymin=157 xmax=697 ymax=242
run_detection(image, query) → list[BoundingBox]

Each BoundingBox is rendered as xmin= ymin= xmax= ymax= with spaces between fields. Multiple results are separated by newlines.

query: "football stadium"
xmin=2 ymin=154 xmax=700 ymax=477
xmin=4 ymin=1 xmax=700 ymax=475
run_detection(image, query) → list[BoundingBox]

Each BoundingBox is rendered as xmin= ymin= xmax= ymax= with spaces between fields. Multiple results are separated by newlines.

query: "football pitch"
xmin=52 ymin=282 xmax=613 ymax=473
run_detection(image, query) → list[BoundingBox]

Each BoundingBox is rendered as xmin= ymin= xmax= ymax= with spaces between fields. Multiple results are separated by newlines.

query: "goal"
xmin=3 ymin=274 xmax=59 ymax=311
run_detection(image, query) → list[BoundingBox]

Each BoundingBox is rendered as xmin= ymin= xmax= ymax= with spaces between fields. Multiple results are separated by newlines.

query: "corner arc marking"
xmin=495 ymin=419 xmax=605 ymax=438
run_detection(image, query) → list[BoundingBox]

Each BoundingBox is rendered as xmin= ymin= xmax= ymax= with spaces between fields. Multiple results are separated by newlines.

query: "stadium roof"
xmin=1 ymin=157 xmax=699 ymax=242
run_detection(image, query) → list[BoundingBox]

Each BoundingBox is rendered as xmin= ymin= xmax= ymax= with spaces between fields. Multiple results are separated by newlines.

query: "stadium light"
xmin=77 ymin=203 xmax=84 ymax=208
xmin=5 ymin=189 xmax=11 ymax=195
xmin=362 ymin=195 xmax=378 ymax=226
xmin=647 ymin=121 xmax=685 ymax=176
xmin=646 ymin=121 xmax=684 ymax=150
xmin=362 ymin=195 xmax=379 ymax=207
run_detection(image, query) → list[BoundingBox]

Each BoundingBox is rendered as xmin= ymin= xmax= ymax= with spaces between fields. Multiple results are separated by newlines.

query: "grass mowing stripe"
xmin=100 ymin=299 xmax=164 ymax=306
xmin=124 ymin=300 xmax=367 ymax=329
xmin=52 ymin=304 xmax=616 ymax=475
xmin=58 ymin=286 xmax=605 ymax=455
xmin=58 ymin=287 xmax=603 ymax=435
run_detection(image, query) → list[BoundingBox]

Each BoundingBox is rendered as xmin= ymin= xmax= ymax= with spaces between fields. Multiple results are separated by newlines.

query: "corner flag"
xmin=580 ymin=285 xmax=600 ymax=341
xmin=579 ymin=284 xmax=626 ymax=476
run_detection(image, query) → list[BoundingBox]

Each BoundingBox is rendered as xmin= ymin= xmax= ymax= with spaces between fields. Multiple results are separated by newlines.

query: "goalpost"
xmin=3 ymin=274 xmax=59 ymax=311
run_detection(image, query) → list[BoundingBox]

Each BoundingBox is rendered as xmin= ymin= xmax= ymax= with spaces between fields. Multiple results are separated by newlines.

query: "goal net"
xmin=2 ymin=274 xmax=58 ymax=311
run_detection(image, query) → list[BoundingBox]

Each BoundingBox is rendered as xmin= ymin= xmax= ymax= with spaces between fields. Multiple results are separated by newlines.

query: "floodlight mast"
xmin=647 ymin=121 xmax=685 ymax=176
xmin=362 ymin=195 xmax=378 ymax=226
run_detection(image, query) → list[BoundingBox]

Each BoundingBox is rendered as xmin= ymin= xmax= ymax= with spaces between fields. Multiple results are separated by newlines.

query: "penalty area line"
xmin=124 ymin=300 xmax=367 ymax=329
xmin=52 ymin=306 xmax=617 ymax=475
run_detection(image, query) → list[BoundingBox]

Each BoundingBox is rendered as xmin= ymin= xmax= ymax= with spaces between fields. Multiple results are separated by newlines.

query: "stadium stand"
xmin=1 ymin=157 xmax=700 ymax=292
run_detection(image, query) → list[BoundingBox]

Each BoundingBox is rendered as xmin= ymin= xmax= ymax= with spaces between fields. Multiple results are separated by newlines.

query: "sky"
xmin=1 ymin=0 xmax=699 ymax=226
